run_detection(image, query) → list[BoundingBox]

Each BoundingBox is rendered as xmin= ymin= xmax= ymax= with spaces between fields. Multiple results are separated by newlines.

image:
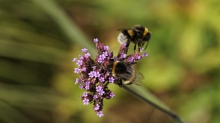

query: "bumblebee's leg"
xmin=115 ymin=79 xmax=123 ymax=87
xmin=137 ymin=42 xmax=142 ymax=52
xmin=143 ymin=41 xmax=149 ymax=50
xmin=124 ymin=39 xmax=131 ymax=54
xmin=138 ymin=47 xmax=141 ymax=52
xmin=125 ymin=39 xmax=131 ymax=48
xmin=143 ymin=32 xmax=151 ymax=50
xmin=134 ymin=43 xmax=136 ymax=52
xmin=117 ymin=39 xmax=130 ymax=59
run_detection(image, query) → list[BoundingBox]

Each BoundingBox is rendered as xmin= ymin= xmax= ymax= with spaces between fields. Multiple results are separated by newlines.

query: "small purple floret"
xmin=93 ymin=95 xmax=98 ymax=99
xmin=143 ymin=52 xmax=148 ymax=57
xmin=72 ymin=58 xmax=76 ymax=62
xmin=74 ymin=68 xmax=80 ymax=73
xmin=82 ymin=48 xmax=88 ymax=53
xmin=94 ymin=104 xmax=100 ymax=110
xmin=81 ymin=67 xmax=86 ymax=72
xmin=121 ymin=53 xmax=126 ymax=58
xmin=75 ymin=78 xmax=79 ymax=84
xmin=94 ymin=38 xmax=98 ymax=43
xmin=79 ymin=84 xmax=83 ymax=89
xmin=110 ymin=92 xmax=115 ymax=98
xmin=136 ymin=55 xmax=141 ymax=60
xmin=76 ymin=60 xmax=83 ymax=66
xmin=99 ymin=77 xmax=105 ymax=82
xmin=104 ymin=46 xmax=109 ymax=51
xmin=97 ymin=111 xmax=104 ymax=117
xmin=85 ymin=52 xmax=90 ymax=58
xmin=83 ymin=92 xmax=88 ymax=97
xmin=88 ymin=71 xmax=95 ymax=78
xmin=96 ymin=86 xmax=103 ymax=92
xmin=108 ymin=77 xmax=114 ymax=83
xmin=83 ymin=98 xmax=89 ymax=105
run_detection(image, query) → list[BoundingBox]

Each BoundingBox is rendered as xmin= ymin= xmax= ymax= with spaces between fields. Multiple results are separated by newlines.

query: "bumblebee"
xmin=117 ymin=25 xmax=151 ymax=52
xmin=110 ymin=61 xmax=144 ymax=86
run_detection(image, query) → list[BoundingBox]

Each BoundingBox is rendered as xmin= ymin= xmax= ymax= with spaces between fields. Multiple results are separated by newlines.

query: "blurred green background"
xmin=0 ymin=0 xmax=220 ymax=123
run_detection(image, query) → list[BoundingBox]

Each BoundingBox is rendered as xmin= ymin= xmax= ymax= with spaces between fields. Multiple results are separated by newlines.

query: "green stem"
xmin=122 ymin=85 xmax=187 ymax=123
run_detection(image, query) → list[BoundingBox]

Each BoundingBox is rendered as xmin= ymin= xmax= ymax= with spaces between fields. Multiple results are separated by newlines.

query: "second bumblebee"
xmin=117 ymin=25 xmax=151 ymax=52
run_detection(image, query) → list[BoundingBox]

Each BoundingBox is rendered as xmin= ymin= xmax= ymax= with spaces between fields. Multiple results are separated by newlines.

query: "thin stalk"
xmin=122 ymin=85 xmax=187 ymax=123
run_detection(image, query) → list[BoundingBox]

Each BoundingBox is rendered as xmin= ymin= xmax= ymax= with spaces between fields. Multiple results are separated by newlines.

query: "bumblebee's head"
xmin=143 ymin=27 xmax=149 ymax=37
xmin=143 ymin=31 xmax=151 ymax=41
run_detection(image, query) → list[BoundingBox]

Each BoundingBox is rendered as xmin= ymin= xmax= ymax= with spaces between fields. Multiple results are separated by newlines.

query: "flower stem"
xmin=122 ymin=85 xmax=187 ymax=123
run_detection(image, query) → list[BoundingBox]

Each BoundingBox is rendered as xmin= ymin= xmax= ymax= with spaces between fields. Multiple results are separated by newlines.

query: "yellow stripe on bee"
xmin=112 ymin=61 xmax=119 ymax=77
xmin=143 ymin=28 xmax=149 ymax=37
xmin=127 ymin=30 xmax=134 ymax=37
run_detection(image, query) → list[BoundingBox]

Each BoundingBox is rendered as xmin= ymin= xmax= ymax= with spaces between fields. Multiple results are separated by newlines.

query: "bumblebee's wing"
xmin=117 ymin=28 xmax=132 ymax=31
xmin=133 ymin=72 xmax=145 ymax=86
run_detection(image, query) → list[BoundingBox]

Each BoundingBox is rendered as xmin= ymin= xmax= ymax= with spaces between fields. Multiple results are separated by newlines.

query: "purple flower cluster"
xmin=73 ymin=38 xmax=148 ymax=117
